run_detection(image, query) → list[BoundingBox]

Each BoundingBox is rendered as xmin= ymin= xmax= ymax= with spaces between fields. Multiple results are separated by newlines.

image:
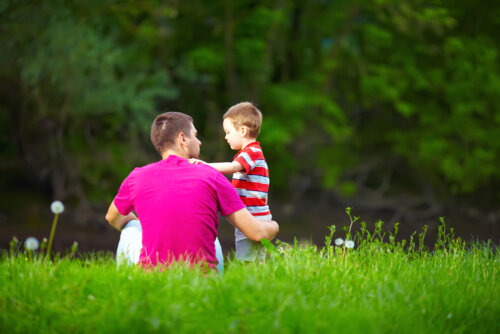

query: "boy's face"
xmin=223 ymin=118 xmax=244 ymax=150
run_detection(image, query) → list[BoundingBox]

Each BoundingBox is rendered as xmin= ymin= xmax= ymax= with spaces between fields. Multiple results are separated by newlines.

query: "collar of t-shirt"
xmin=158 ymin=155 xmax=190 ymax=167
xmin=235 ymin=141 xmax=260 ymax=157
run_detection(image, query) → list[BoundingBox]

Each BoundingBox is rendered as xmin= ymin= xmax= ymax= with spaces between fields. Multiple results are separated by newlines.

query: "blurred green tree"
xmin=0 ymin=0 xmax=498 ymax=225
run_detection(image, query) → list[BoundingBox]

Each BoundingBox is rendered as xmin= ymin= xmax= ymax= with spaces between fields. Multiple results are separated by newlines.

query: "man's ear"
xmin=177 ymin=131 xmax=186 ymax=145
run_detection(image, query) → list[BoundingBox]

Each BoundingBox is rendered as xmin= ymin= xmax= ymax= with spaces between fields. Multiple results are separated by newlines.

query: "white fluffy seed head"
xmin=50 ymin=201 xmax=65 ymax=214
xmin=25 ymin=237 xmax=39 ymax=251
xmin=335 ymin=238 xmax=344 ymax=246
xmin=345 ymin=240 xmax=355 ymax=249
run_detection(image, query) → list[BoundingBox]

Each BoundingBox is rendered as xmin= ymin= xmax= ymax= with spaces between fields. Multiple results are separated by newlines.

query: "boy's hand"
xmin=189 ymin=158 xmax=207 ymax=165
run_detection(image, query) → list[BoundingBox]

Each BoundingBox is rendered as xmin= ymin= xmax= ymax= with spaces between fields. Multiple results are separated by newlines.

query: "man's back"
xmin=113 ymin=155 xmax=244 ymax=268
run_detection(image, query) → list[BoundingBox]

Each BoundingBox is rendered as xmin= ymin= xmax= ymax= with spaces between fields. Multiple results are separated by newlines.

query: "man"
xmin=105 ymin=112 xmax=279 ymax=270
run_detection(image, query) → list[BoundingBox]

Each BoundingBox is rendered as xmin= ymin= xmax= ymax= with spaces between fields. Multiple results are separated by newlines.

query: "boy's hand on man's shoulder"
xmin=189 ymin=158 xmax=207 ymax=165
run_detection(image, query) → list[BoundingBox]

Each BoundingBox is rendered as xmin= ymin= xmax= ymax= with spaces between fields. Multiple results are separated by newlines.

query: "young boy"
xmin=192 ymin=102 xmax=272 ymax=261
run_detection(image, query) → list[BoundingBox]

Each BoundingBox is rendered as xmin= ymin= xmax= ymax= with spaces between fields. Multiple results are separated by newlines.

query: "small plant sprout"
xmin=47 ymin=200 xmax=65 ymax=259
xmin=344 ymin=207 xmax=359 ymax=240
xmin=40 ymin=238 xmax=48 ymax=254
xmin=70 ymin=241 xmax=79 ymax=258
xmin=325 ymin=225 xmax=337 ymax=248
xmin=25 ymin=237 xmax=39 ymax=251
xmin=335 ymin=238 xmax=344 ymax=246
xmin=345 ymin=240 xmax=355 ymax=249
xmin=9 ymin=236 xmax=19 ymax=257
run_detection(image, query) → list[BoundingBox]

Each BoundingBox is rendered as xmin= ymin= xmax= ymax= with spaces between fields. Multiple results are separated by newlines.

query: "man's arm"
xmin=224 ymin=208 xmax=279 ymax=242
xmin=105 ymin=202 xmax=138 ymax=231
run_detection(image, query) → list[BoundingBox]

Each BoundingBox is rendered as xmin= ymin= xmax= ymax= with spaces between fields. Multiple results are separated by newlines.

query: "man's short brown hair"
xmin=223 ymin=102 xmax=262 ymax=138
xmin=151 ymin=112 xmax=193 ymax=154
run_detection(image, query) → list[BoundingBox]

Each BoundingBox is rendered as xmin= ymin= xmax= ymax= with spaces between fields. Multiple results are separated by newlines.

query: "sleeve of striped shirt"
xmin=234 ymin=148 xmax=257 ymax=174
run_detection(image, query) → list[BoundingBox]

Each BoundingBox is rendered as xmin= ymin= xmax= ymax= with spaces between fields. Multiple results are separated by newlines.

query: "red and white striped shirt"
xmin=232 ymin=142 xmax=271 ymax=217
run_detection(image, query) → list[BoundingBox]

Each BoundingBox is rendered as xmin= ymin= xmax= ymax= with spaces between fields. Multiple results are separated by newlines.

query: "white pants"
xmin=235 ymin=238 xmax=267 ymax=261
xmin=235 ymin=214 xmax=272 ymax=261
xmin=116 ymin=220 xmax=224 ymax=273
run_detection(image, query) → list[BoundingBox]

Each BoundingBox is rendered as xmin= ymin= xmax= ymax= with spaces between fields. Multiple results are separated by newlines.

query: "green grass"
xmin=1 ymin=218 xmax=498 ymax=333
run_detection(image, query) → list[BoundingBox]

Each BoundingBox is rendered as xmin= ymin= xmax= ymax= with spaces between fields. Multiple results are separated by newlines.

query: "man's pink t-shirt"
xmin=113 ymin=155 xmax=244 ymax=269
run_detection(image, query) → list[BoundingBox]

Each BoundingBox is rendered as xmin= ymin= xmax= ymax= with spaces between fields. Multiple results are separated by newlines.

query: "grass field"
xmin=1 ymin=215 xmax=498 ymax=333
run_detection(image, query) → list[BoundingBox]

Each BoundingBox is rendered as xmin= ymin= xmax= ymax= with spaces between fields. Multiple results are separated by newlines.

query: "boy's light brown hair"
xmin=151 ymin=112 xmax=193 ymax=154
xmin=223 ymin=102 xmax=262 ymax=138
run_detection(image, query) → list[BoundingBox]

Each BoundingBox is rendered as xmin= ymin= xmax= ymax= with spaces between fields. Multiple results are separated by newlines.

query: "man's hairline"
xmin=155 ymin=119 xmax=196 ymax=155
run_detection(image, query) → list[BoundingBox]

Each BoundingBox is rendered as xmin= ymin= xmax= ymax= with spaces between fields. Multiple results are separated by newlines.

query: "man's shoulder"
xmin=191 ymin=163 xmax=235 ymax=190
xmin=194 ymin=162 xmax=223 ymax=177
xmin=123 ymin=161 xmax=165 ymax=181
xmin=130 ymin=161 xmax=159 ymax=173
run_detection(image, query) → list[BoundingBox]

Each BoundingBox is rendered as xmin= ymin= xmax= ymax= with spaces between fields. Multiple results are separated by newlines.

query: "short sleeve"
xmin=113 ymin=172 xmax=135 ymax=216
xmin=214 ymin=173 xmax=245 ymax=216
xmin=234 ymin=148 xmax=256 ymax=174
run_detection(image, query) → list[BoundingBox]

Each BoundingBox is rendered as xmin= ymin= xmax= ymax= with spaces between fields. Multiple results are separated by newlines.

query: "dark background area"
xmin=1 ymin=0 xmax=499 ymax=254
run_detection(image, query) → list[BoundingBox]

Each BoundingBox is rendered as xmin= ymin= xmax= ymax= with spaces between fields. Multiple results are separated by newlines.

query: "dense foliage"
xmin=1 ymin=0 xmax=499 ymax=225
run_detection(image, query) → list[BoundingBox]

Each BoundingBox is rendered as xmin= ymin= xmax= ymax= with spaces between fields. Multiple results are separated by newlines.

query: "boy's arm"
xmin=189 ymin=159 xmax=243 ymax=175
xmin=209 ymin=161 xmax=244 ymax=174
xmin=224 ymin=208 xmax=279 ymax=242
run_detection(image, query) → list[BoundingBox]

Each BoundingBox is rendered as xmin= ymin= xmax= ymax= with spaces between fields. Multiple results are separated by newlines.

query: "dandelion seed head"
xmin=50 ymin=200 xmax=65 ymax=214
xmin=335 ymin=238 xmax=344 ymax=246
xmin=24 ymin=237 xmax=39 ymax=251
xmin=345 ymin=240 xmax=355 ymax=249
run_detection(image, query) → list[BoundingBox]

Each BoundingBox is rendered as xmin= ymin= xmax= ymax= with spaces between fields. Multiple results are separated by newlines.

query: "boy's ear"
xmin=240 ymin=126 xmax=249 ymax=137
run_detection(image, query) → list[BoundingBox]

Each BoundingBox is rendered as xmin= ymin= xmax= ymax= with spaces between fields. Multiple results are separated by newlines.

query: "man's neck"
xmin=161 ymin=149 xmax=188 ymax=160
